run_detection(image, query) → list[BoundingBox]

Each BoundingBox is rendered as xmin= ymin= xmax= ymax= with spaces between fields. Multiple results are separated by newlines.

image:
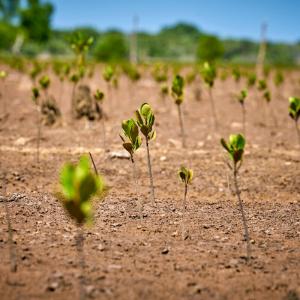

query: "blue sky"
xmin=47 ymin=0 xmax=299 ymax=43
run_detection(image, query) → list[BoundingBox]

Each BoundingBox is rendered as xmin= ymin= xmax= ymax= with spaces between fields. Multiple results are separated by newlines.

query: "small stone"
xmin=47 ymin=281 xmax=59 ymax=292
xmin=161 ymin=248 xmax=169 ymax=255
xmin=160 ymin=156 xmax=167 ymax=161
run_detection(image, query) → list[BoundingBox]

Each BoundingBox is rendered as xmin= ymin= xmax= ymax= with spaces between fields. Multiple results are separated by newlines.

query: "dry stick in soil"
xmin=88 ymin=152 xmax=99 ymax=175
xmin=59 ymin=155 xmax=105 ymax=300
xmin=120 ymin=118 xmax=142 ymax=219
xmin=201 ymin=62 xmax=218 ymax=130
xmin=288 ymin=97 xmax=300 ymax=148
xmin=3 ymin=174 xmax=17 ymax=272
xmin=171 ymin=74 xmax=186 ymax=148
xmin=221 ymin=134 xmax=251 ymax=262
xmin=178 ymin=167 xmax=193 ymax=240
xmin=135 ymin=103 xmax=156 ymax=206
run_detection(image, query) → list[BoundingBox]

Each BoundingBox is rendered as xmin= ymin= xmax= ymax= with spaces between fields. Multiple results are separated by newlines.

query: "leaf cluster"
xmin=171 ymin=74 xmax=184 ymax=105
xmin=237 ymin=89 xmax=247 ymax=105
xmin=178 ymin=166 xmax=193 ymax=185
xmin=220 ymin=134 xmax=246 ymax=164
xmin=59 ymin=156 xmax=104 ymax=225
xmin=120 ymin=119 xmax=142 ymax=158
xmin=135 ymin=103 xmax=156 ymax=141
xmin=201 ymin=62 xmax=216 ymax=87
xmin=288 ymin=97 xmax=300 ymax=121
xmin=39 ymin=75 xmax=50 ymax=90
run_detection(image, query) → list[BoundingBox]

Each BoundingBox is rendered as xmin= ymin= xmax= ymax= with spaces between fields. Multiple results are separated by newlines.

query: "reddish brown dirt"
xmin=0 ymin=67 xmax=299 ymax=300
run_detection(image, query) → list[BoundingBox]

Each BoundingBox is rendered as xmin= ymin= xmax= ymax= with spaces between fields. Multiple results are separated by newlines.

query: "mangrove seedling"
xmin=135 ymin=103 xmax=156 ymax=206
xmin=70 ymin=33 xmax=94 ymax=67
xmin=237 ymin=89 xmax=248 ymax=135
xmin=59 ymin=155 xmax=104 ymax=300
xmin=120 ymin=118 xmax=142 ymax=218
xmin=288 ymin=97 xmax=300 ymax=146
xmin=263 ymin=90 xmax=278 ymax=127
xmin=220 ymin=134 xmax=251 ymax=261
xmin=247 ymin=73 xmax=256 ymax=89
xmin=232 ymin=67 xmax=241 ymax=85
xmin=103 ymin=65 xmax=114 ymax=109
xmin=39 ymin=75 xmax=51 ymax=97
xmin=160 ymin=84 xmax=169 ymax=102
xmin=94 ymin=89 xmax=106 ymax=149
xmin=32 ymin=87 xmax=42 ymax=164
xmin=201 ymin=62 xmax=218 ymax=129
xmin=171 ymin=74 xmax=186 ymax=148
xmin=178 ymin=166 xmax=193 ymax=240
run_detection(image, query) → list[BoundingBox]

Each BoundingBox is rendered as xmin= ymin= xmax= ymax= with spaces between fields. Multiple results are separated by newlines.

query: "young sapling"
xmin=220 ymin=134 xmax=251 ymax=261
xmin=171 ymin=75 xmax=186 ymax=148
xmin=135 ymin=103 xmax=156 ymax=206
xmin=201 ymin=62 xmax=218 ymax=129
xmin=103 ymin=65 xmax=114 ymax=110
xmin=288 ymin=97 xmax=300 ymax=147
xmin=178 ymin=166 xmax=193 ymax=240
xmin=32 ymin=87 xmax=41 ymax=164
xmin=237 ymin=89 xmax=248 ymax=135
xmin=39 ymin=75 xmax=51 ymax=98
xmin=120 ymin=118 xmax=142 ymax=218
xmin=94 ymin=89 xmax=106 ymax=149
xmin=59 ymin=155 xmax=104 ymax=300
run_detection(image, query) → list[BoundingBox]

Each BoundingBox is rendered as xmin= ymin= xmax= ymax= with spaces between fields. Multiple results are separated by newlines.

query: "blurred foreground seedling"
xmin=178 ymin=166 xmax=193 ymax=240
xmin=220 ymin=134 xmax=251 ymax=262
xmin=59 ymin=156 xmax=105 ymax=300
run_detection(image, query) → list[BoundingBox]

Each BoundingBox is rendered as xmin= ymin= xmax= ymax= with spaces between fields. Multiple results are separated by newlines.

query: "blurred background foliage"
xmin=0 ymin=0 xmax=299 ymax=65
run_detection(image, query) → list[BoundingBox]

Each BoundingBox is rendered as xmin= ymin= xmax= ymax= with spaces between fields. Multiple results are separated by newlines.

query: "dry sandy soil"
xmin=0 ymin=67 xmax=299 ymax=300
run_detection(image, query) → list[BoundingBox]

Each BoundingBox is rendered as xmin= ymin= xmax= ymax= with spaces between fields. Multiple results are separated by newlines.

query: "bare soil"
xmin=0 ymin=68 xmax=299 ymax=300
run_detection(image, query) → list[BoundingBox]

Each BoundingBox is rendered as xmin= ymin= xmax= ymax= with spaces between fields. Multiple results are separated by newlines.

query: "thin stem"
xmin=295 ymin=120 xmax=300 ymax=148
xmin=145 ymin=137 xmax=155 ymax=206
xmin=233 ymin=163 xmax=251 ymax=262
xmin=131 ymin=157 xmax=142 ymax=220
xmin=3 ymin=176 xmax=17 ymax=272
xmin=242 ymin=104 xmax=246 ymax=136
xmin=181 ymin=183 xmax=188 ymax=240
xmin=177 ymin=104 xmax=186 ymax=148
xmin=36 ymin=106 xmax=41 ymax=165
xmin=101 ymin=118 xmax=106 ymax=150
xmin=208 ymin=87 xmax=218 ymax=130
xmin=76 ymin=226 xmax=85 ymax=300
xmin=71 ymin=83 xmax=77 ymax=118
xmin=88 ymin=152 xmax=98 ymax=175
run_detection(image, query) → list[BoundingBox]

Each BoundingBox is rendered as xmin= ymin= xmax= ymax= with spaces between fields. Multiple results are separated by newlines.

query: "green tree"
xmin=196 ymin=34 xmax=224 ymax=62
xmin=94 ymin=31 xmax=128 ymax=62
xmin=0 ymin=0 xmax=20 ymax=22
xmin=20 ymin=0 xmax=54 ymax=42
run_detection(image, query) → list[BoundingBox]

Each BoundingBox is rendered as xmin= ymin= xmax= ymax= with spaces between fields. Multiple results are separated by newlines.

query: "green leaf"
xmin=178 ymin=166 xmax=193 ymax=185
